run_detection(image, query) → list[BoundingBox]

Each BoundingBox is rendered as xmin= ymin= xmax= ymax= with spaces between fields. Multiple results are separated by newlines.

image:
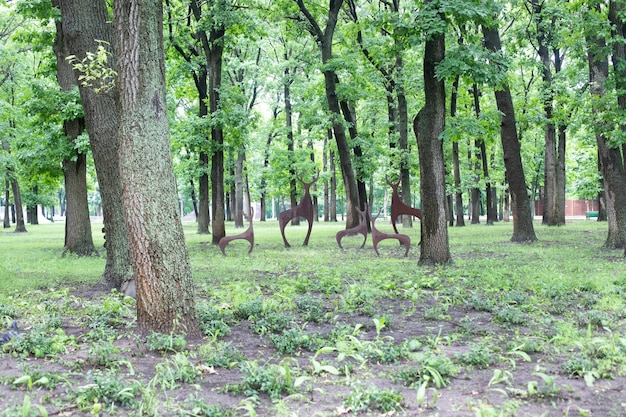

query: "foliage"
xmin=344 ymin=383 xmax=404 ymax=413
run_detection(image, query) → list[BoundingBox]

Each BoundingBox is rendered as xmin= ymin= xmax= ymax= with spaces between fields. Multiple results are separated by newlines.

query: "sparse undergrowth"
xmin=1 ymin=220 xmax=626 ymax=416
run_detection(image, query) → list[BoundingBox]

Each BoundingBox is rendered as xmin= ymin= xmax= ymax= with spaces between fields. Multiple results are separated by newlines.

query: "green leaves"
xmin=66 ymin=41 xmax=116 ymax=94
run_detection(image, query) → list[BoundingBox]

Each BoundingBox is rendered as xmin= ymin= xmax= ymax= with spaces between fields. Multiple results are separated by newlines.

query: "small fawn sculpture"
xmin=336 ymin=203 xmax=369 ymax=249
xmin=278 ymin=172 xmax=318 ymax=247
xmin=371 ymin=208 xmax=411 ymax=257
xmin=386 ymin=176 xmax=422 ymax=234
xmin=219 ymin=208 xmax=255 ymax=256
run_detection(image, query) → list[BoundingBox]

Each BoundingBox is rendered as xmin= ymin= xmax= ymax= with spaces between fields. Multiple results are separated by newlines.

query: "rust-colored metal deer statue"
xmin=278 ymin=172 xmax=318 ymax=247
xmin=371 ymin=207 xmax=411 ymax=257
xmin=219 ymin=208 xmax=254 ymax=256
xmin=386 ymin=176 xmax=422 ymax=234
xmin=336 ymin=203 xmax=369 ymax=249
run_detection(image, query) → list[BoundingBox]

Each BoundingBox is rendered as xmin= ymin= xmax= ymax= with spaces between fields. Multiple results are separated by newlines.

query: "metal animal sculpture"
xmin=386 ymin=176 xmax=422 ymax=234
xmin=278 ymin=172 xmax=318 ymax=247
xmin=219 ymin=208 xmax=255 ymax=256
xmin=336 ymin=203 xmax=369 ymax=249
xmin=371 ymin=208 xmax=411 ymax=257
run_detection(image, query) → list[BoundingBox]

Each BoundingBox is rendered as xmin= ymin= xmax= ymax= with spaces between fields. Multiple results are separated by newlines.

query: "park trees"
xmin=482 ymin=12 xmax=537 ymax=242
xmin=55 ymin=0 xmax=133 ymax=289
xmin=114 ymin=0 xmax=200 ymax=335
xmin=414 ymin=0 xmax=450 ymax=264
xmin=52 ymin=9 xmax=97 ymax=257
xmin=293 ymin=0 xmax=362 ymax=229
xmin=584 ymin=2 xmax=626 ymax=249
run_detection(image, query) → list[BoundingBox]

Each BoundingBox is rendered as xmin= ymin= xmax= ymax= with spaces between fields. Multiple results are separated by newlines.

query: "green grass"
xmin=2 ymin=218 xmax=626 ymax=415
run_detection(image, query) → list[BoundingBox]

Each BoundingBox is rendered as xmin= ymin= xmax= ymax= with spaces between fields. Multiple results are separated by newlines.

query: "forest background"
xmin=1 ymin=0 xmax=618 ymax=243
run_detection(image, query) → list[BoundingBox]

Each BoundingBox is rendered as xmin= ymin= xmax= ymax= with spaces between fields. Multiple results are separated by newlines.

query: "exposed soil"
xmin=1 ymin=279 xmax=625 ymax=417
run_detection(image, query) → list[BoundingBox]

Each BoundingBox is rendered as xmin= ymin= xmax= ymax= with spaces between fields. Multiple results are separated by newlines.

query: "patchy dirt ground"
xmin=1 ymin=278 xmax=625 ymax=417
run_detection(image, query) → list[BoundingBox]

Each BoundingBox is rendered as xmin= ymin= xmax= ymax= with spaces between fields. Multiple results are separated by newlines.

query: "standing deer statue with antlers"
xmin=219 ymin=208 xmax=255 ymax=256
xmin=386 ymin=176 xmax=422 ymax=234
xmin=278 ymin=172 xmax=318 ymax=247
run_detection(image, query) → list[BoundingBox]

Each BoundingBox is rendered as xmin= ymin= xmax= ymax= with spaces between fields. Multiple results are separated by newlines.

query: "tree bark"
xmin=450 ymin=75 xmax=465 ymax=227
xmin=3 ymin=178 xmax=9 ymax=228
xmin=414 ymin=8 xmax=450 ymax=265
xmin=482 ymin=24 xmax=537 ymax=242
xmin=586 ymin=26 xmax=626 ymax=249
xmin=114 ymin=0 xmax=200 ymax=336
xmin=56 ymin=0 xmax=132 ymax=288
xmin=2 ymin=140 xmax=26 ymax=233
xmin=294 ymin=0 xmax=360 ymax=228
xmin=53 ymin=16 xmax=97 ymax=257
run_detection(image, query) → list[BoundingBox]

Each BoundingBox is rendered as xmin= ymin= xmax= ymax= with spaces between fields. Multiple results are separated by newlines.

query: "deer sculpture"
xmin=336 ymin=203 xmax=369 ymax=249
xmin=371 ymin=207 xmax=411 ymax=257
xmin=386 ymin=176 xmax=422 ymax=234
xmin=219 ymin=208 xmax=255 ymax=256
xmin=278 ymin=172 xmax=318 ymax=247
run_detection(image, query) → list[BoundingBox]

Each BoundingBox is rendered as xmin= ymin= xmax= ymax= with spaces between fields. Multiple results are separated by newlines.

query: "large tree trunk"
xmin=532 ymin=0 xmax=562 ymax=226
xmin=56 ymin=0 xmax=132 ymax=289
xmin=2 ymin=140 xmax=26 ymax=233
xmin=340 ymin=99 xmax=369 ymax=215
xmin=587 ymin=28 xmax=626 ymax=249
xmin=54 ymin=17 xmax=97 ymax=257
xmin=234 ymin=151 xmax=245 ymax=228
xmin=3 ymin=178 xmax=9 ymax=228
xmin=114 ymin=0 xmax=200 ymax=336
xmin=414 ymin=11 xmax=450 ymax=265
xmin=295 ymin=0 xmax=360 ymax=228
xmin=450 ymin=75 xmax=465 ymax=227
xmin=9 ymin=177 xmax=26 ymax=233
xmin=285 ymin=72 xmax=300 ymax=226
xmin=209 ymin=30 xmax=226 ymax=244
xmin=482 ymin=24 xmax=537 ymax=242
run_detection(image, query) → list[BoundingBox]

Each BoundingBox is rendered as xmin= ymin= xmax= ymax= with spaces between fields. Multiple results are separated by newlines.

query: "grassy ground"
xmin=0 ymin=219 xmax=625 ymax=416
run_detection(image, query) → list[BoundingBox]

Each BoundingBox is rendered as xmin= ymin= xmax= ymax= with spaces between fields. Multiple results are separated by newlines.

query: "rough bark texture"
xmin=414 ymin=19 xmax=450 ymax=265
xmin=54 ymin=18 xmax=97 ymax=257
xmin=482 ymin=24 xmax=537 ymax=242
xmin=56 ymin=0 xmax=132 ymax=288
xmin=587 ymin=30 xmax=626 ymax=249
xmin=114 ymin=0 xmax=200 ymax=336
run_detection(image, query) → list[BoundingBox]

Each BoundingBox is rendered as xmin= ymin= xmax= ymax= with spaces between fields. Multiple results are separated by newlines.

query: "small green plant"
xmin=494 ymin=305 xmax=526 ymax=325
xmin=224 ymin=360 xmax=302 ymax=401
xmin=145 ymin=331 xmax=188 ymax=353
xmin=455 ymin=344 xmax=496 ymax=369
xmin=252 ymin=311 xmax=292 ymax=335
xmin=197 ymin=302 xmax=232 ymax=338
xmin=344 ymin=383 xmax=404 ymax=413
xmin=151 ymin=352 xmax=200 ymax=390
xmin=269 ymin=325 xmax=317 ymax=354
xmin=6 ymin=325 xmax=77 ymax=359
xmin=467 ymin=292 xmax=495 ymax=312
xmin=340 ymin=284 xmax=379 ymax=316
xmin=74 ymin=371 xmax=140 ymax=410
xmin=294 ymin=294 xmax=325 ymax=322
xmin=12 ymin=364 xmax=65 ymax=391
xmin=233 ymin=299 xmax=264 ymax=320
xmin=198 ymin=341 xmax=246 ymax=369
xmin=393 ymin=351 xmax=458 ymax=388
